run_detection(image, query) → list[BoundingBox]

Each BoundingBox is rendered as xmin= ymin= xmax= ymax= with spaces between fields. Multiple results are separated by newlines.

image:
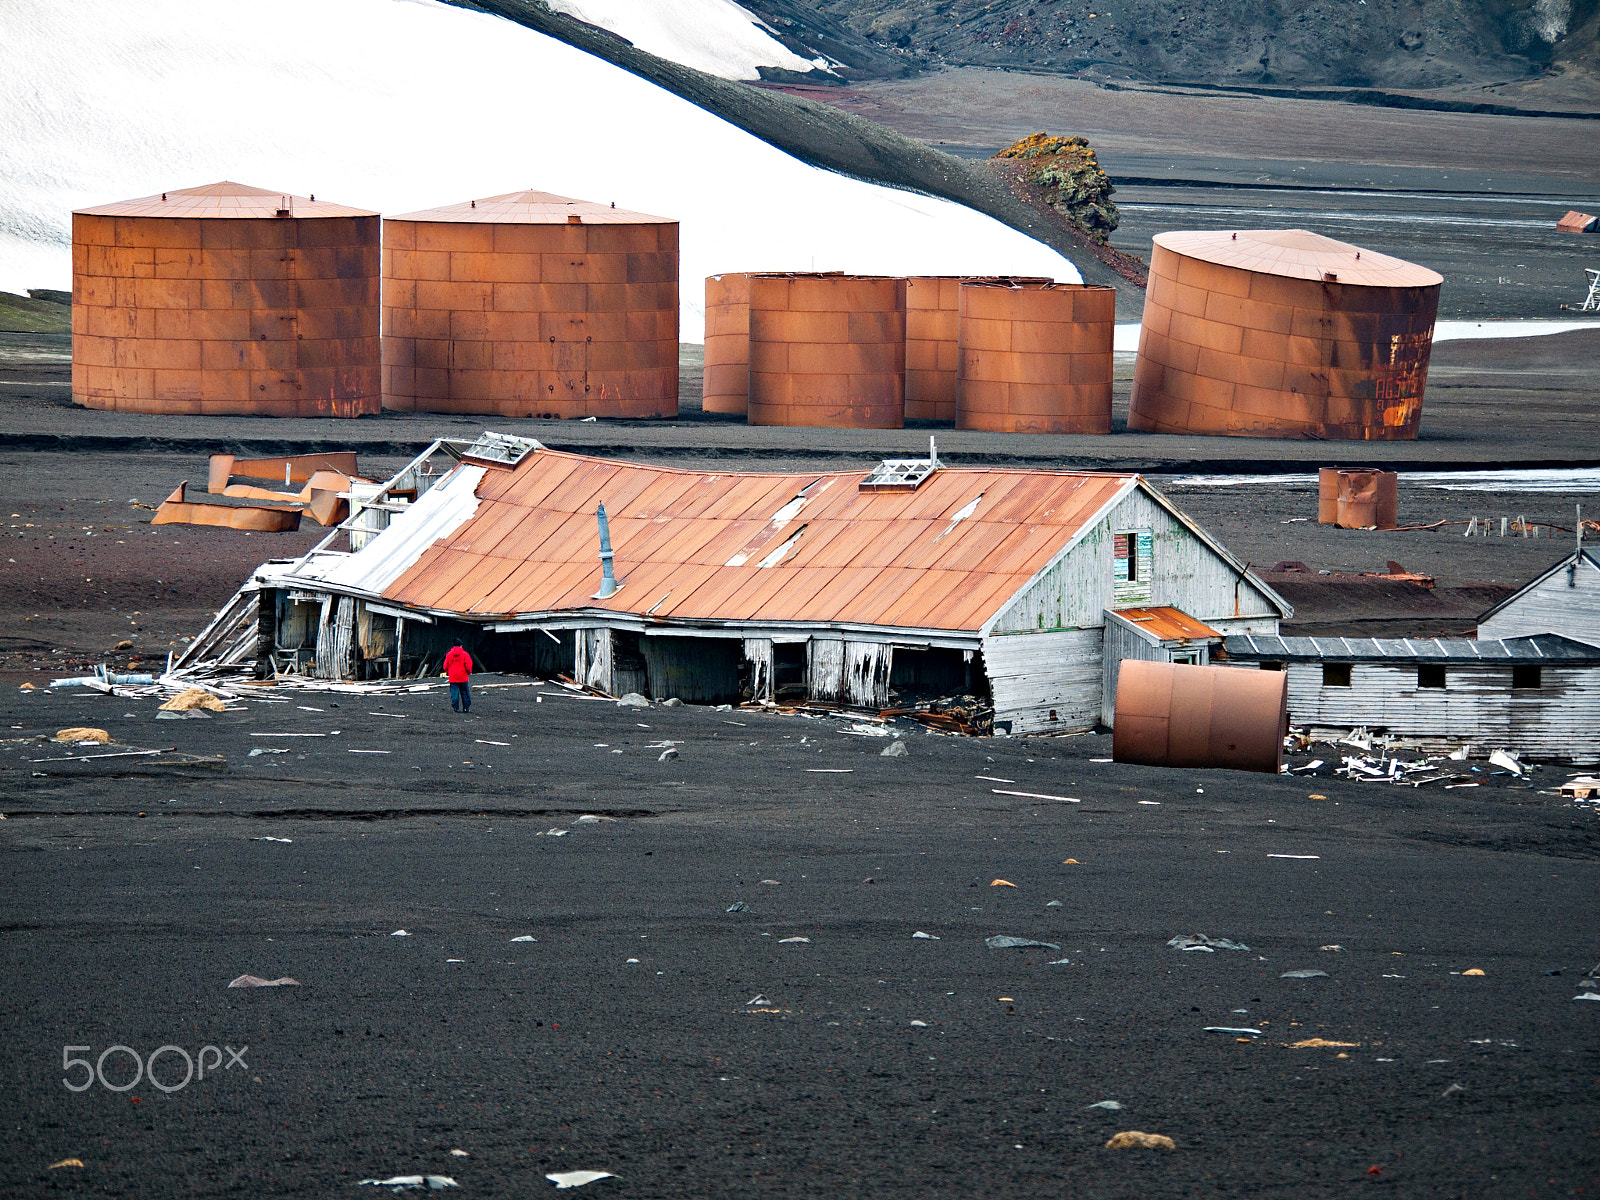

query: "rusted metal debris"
xmin=1318 ymin=467 xmax=1399 ymax=529
xmin=208 ymin=452 xmax=359 ymax=492
xmin=1112 ymin=658 xmax=1287 ymax=774
xmin=1556 ymin=211 xmax=1597 ymax=234
xmin=153 ymin=482 xmax=302 ymax=531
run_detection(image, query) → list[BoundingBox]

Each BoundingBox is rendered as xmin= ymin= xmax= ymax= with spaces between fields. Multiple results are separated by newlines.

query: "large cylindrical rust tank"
xmin=1113 ymin=659 xmax=1287 ymax=774
xmin=955 ymin=281 xmax=1115 ymax=433
xmin=905 ymin=276 xmax=1054 ymax=422
xmin=702 ymin=272 xmax=750 ymax=415
xmin=383 ymin=191 xmax=678 ymax=419
xmin=1129 ymin=230 xmax=1442 ymax=440
xmin=71 ymin=182 xmax=380 ymax=416
xmin=747 ymin=273 xmax=906 ymax=428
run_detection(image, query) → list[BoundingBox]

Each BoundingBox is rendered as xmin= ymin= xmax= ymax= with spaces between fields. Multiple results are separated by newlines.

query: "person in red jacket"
xmin=443 ymin=640 xmax=473 ymax=713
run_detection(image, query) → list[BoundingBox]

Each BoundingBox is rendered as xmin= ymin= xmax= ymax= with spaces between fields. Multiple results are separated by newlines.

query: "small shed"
xmin=1476 ymin=548 xmax=1600 ymax=647
xmin=1223 ymin=632 xmax=1600 ymax=760
xmin=1102 ymin=607 xmax=1222 ymax=724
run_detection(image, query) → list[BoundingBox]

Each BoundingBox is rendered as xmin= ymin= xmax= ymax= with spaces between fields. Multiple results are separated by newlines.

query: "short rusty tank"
xmin=746 ymin=273 xmax=906 ymax=429
xmin=383 ymin=191 xmax=678 ymax=419
xmin=955 ymin=281 xmax=1115 ymax=433
xmin=1129 ymin=230 xmax=1442 ymax=440
xmin=72 ymin=181 xmax=380 ymax=417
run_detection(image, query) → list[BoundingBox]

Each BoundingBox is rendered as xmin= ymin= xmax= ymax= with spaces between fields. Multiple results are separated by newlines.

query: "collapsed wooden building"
xmin=213 ymin=433 xmax=1289 ymax=734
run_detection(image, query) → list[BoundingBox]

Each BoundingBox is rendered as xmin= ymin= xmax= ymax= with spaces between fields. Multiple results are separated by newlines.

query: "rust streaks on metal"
xmin=382 ymin=449 xmax=1131 ymax=632
xmin=1129 ymin=230 xmax=1441 ymax=441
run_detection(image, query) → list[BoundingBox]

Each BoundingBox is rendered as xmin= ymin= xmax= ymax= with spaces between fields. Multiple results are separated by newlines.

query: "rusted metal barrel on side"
xmin=703 ymin=272 xmax=750 ymax=415
xmin=383 ymin=191 xmax=678 ymax=419
xmin=747 ymin=273 xmax=906 ymax=429
xmin=956 ymin=281 xmax=1115 ymax=433
xmin=1130 ymin=230 xmax=1441 ymax=440
xmin=72 ymin=182 xmax=380 ymax=417
xmin=1112 ymin=659 xmax=1286 ymax=774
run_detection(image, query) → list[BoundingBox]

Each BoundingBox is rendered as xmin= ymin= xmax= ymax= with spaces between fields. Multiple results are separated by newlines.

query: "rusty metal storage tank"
xmin=383 ymin=191 xmax=678 ymax=419
xmin=905 ymin=276 xmax=1054 ymax=422
xmin=1129 ymin=230 xmax=1442 ymax=440
xmin=955 ymin=281 xmax=1115 ymax=433
xmin=1112 ymin=659 xmax=1287 ymax=774
xmin=747 ymin=273 xmax=906 ymax=428
xmin=71 ymin=181 xmax=380 ymax=416
xmin=702 ymin=272 xmax=749 ymax=415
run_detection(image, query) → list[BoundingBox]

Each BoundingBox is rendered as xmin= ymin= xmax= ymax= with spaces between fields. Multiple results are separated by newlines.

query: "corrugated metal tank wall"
xmin=955 ymin=281 xmax=1115 ymax=434
xmin=383 ymin=192 xmax=678 ymax=419
xmin=702 ymin=272 xmax=750 ymax=415
xmin=905 ymin=276 xmax=1055 ymax=422
xmin=747 ymin=273 xmax=906 ymax=429
xmin=72 ymin=187 xmax=380 ymax=417
xmin=1129 ymin=232 xmax=1441 ymax=440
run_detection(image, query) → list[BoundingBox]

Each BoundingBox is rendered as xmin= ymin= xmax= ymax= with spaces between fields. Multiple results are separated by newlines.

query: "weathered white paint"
xmin=1478 ymin=550 xmax=1600 ymax=647
xmin=843 ymin=641 xmax=893 ymax=708
xmin=1281 ymin=660 xmax=1600 ymax=760
xmin=577 ymin=627 xmax=612 ymax=692
xmin=988 ymin=486 xmax=1282 ymax=635
xmin=314 ymin=465 xmax=486 ymax=595
xmin=314 ymin=596 xmax=355 ymax=681
xmin=743 ymin=637 xmax=774 ymax=701
xmin=984 ymin=628 xmax=1103 ymax=735
xmin=809 ymin=637 xmax=844 ymax=702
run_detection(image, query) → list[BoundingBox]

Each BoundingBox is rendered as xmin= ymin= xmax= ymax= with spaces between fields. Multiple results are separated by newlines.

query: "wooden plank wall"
xmin=984 ymin=628 xmax=1102 ymax=734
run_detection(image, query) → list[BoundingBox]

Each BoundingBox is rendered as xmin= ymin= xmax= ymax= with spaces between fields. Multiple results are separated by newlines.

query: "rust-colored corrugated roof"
xmin=1154 ymin=229 xmax=1442 ymax=288
xmin=1115 ymin=606 xmax=1221 ymax=642
xmin=1556 ymin=210 xmax=1597 ymax=233
xmin=388 ymin=190 xmax=673 ymax=225
xmin=74 ymin=181 xmax=376 ymax=219
xmin=381 ymin=450 xmax=1133 ymax=631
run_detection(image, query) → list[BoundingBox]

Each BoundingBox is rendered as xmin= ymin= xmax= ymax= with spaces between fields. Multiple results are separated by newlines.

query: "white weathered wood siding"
xmin=577 ymin=628 xmax=612 ymax=692
xmin=314 ymin=596 xmax=355 ymax=681
xmin=1102 ymin=618 xmax=1168 ymax=726
xmin=1478 ymin=552 xmax=1600 ymax=645
xmin=809 ymin=637 xmax=844 ymax=702
xmin=1278 ymin=661 xmax=1600 ymax=759
xmin=989 ymin=488 xmax=1281 ymax=635
xmin=984 ymin=628 xmax=1102 ymax=734
xmin=743 ymin=638 xmax=774 ymax=701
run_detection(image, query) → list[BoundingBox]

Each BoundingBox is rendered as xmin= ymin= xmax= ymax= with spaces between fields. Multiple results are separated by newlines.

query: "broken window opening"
xmin=1113 ymin=530 xmax=1154 ymax=604
xmin=1322 ymin=663 xmax=1352 ymax=688
xmin=772 ymin=642 xmax=807 ymax=701
xmin=1417 ymin=664 xmax=1446 ymax=690
xmin=1511 ymin=664 xmax=1542 ymax=690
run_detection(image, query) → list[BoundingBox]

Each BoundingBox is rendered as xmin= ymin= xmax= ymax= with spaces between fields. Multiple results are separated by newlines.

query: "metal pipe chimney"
xmin=592 ymin=502 xmax=621 ymax=599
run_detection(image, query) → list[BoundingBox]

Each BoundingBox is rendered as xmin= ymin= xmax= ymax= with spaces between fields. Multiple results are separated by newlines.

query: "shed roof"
xmin=1111 ymin=606 xmax=1221 ymax=643
xmin=1153 ymin=229 xmax=1442 ymax=289
xmin=388 ymin=189 xmax=674 ymax=225
xmin=74 ymin=181 xmax=375 ymax=219
xmin=1224 ymin=632 xmax=1600 ymax=664
xmin=359 ymin=449 xmax=1135 ymax=632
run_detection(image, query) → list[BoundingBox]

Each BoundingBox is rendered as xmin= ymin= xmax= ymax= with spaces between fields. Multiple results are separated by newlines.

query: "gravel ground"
xmin=1 ymin=682 xmax=1596 ymax=1197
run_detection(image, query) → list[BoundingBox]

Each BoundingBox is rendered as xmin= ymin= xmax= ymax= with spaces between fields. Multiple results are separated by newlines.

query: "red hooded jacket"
xmin=443 ymin=646 xmax=473 ymax=683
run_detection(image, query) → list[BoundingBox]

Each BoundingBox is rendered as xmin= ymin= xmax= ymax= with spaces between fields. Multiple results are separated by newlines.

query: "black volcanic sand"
xmin=2 ymin=682 xmax=1597 ymax=1197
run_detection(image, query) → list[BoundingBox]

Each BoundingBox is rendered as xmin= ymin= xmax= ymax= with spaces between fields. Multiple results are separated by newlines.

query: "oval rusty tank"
xmin=905 ymin=276 xmax=1053 ymax=422
xmin=746 ymin=273 xmax=906 ymax=429
xmin=1129 ymin=230 xmax=1442 ymax=440
xmin=955 ymin=281 xmax=1115 ymax=433
xmin=71 ymin=181 xmax=380 ymax=417
xmin=1112 ymin=659 xmax=1287 ymax=774
xmin=383 ymin=191 xmax=678 ymax=419
xmin=703 ymin=272 xmax=750 ymax=415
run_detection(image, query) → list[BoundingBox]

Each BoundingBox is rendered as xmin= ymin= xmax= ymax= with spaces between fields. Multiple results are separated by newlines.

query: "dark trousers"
xmin=450 ymin=681 xmax=471 ymax=712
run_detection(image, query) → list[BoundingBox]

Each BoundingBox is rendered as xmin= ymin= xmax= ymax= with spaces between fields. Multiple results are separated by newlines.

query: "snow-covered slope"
xmin=545 ymin=0 xmax=832 ymax=79
xmin=0 ymin=0 xmax=1080 ymax=341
